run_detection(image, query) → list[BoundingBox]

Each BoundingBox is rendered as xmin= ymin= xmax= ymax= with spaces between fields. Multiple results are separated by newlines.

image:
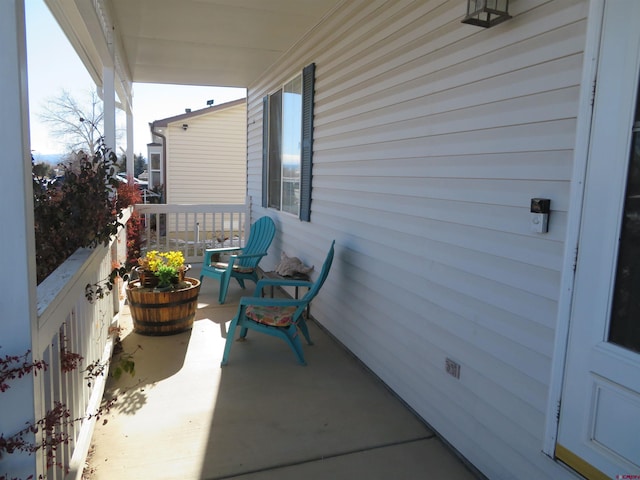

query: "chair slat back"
xmin=237 ymin=216 xmax=276 ymax=268
xmin=301 ymin=240 xmax=335 ymax=304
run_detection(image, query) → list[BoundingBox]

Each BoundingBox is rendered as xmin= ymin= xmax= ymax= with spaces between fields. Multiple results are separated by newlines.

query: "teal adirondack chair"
xmin=221 ymin=240 xmax=335 ymax=366
xmin=200 ymin=216 xmax=276 ymax=304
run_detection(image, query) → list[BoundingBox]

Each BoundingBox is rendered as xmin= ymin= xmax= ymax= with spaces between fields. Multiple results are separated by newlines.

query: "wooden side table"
xmin=261 ymin=271 xmax=311 ymax=318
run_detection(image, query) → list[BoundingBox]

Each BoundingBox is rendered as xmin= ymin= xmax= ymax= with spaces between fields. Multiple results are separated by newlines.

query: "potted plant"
xmin=135 ymin=250 xmax=190 ymax=289
xmin=126 ymin=250 xmax=200 ymax=335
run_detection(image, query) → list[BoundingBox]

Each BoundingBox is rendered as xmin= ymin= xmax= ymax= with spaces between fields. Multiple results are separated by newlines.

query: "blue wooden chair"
xmin=221 ymin=240 xmax=335 ymax=366
xmin=199 ymin=216 xmax=276 ymax=304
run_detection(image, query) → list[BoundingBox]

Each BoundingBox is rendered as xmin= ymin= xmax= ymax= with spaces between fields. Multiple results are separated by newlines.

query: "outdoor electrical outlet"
xmin=445 ymin=358 xmax=461 ymax=379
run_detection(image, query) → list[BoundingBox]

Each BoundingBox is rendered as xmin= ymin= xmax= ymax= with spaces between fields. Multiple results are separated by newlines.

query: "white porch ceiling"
xmin=111 ymin=0 xmax=342 ymax=87
xmin=47 ymin=0 xmax=342 ymax=90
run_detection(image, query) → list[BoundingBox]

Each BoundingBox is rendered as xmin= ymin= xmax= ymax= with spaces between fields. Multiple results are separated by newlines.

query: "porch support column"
xmin=103 ymin=65 xmax=116 ymax=153
xmin=0 ymin=0 xmax=38 ymax=477
xmin=126 ymin=109 xmax=134 ymax=175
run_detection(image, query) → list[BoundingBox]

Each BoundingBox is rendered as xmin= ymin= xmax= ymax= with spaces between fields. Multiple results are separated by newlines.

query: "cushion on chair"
xmin=212 ymin=262 xmax=255 ymax=274
xmin=245 ymin=305 xmax=298 ymax=327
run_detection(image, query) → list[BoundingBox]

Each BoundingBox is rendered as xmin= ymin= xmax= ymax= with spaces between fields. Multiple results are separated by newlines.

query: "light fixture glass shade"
xmin=462 ymin=0 xmax=511 ymax=28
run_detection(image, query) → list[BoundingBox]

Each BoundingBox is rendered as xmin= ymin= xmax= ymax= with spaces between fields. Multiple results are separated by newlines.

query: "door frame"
xmin=542 ymin=0 xmax=605 ymax=457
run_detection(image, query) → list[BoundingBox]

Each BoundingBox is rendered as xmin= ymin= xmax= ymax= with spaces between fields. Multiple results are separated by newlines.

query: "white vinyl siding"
xmin=247 ymin=1 xmax=587 ymax=479
xmin=166 ymin=102 xmax=246 ymax=204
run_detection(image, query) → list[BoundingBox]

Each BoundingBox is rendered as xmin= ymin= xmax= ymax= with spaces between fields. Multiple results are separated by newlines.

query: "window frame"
xmin=262 ymin=63 xmax=315 ymax=222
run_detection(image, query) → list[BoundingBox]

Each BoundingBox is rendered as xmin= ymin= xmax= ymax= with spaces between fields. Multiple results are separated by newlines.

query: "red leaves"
xmin=0 ymin=351 xmax=47 ymax=393
xmin=33 ymin=143 xmax=123 ymax=284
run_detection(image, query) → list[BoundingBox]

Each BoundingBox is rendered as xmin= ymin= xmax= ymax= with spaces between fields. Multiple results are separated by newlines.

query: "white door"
xmin=556 ymin=1 xmax=640 ymax=478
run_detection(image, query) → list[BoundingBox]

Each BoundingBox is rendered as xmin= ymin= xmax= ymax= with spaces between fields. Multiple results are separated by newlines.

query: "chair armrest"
xmin=205 ymin=246 xmax=243 ymax=253
xmin=230 ymin=252 xmax=266 ymax=259
xmin=224 ymin=251 xmax=267 ymax=270
xmin=239 ymin=296 xmax=306 ymax=308
xmin=229 ymin=252 xmax=267 ymax=262
xmin=254 ymin=278 xmax=313 ymax=296
xmin=204 ymin=247 xmax=243 ymax=264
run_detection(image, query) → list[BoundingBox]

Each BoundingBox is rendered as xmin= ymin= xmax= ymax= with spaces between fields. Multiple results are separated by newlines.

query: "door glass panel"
xmin=609 ymin=84 xmax=640 ymax=352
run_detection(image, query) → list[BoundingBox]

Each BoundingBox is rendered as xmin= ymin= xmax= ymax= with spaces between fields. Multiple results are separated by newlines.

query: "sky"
xmin=25 ymin=0 xmax=246 ymax=160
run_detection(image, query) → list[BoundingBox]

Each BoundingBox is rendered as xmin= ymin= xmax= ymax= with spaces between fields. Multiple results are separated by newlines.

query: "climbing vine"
xmin=0 ymin=335 xmax=127 ymax=480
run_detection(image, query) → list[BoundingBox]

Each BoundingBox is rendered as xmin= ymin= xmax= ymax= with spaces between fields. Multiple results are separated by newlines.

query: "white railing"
xmin=25 ymin=202 xmax=248 ymax=478
xmin=134 ymin=202 xmax=250 ymax=263
xmin=33 ymin=210 xmax=130 ymax=480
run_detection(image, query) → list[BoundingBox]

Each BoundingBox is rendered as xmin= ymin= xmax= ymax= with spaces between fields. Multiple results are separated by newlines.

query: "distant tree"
xmin=32 ymin=161 xmax=54 ymax=178
xmin=115 ymin=152 xmax=127 ymax=174
xmin=114 ymin=153 xmax=146 ymax=178
xmin=39 ymin=88 xmax=104 ymax=155
xmin=134 ymin=154 xmax=147 ymax=177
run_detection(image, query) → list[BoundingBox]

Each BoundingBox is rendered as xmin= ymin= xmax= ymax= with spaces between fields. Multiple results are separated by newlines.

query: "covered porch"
xmin=6 ymin=1 xmax=618 ymax=479
xmin=89 ymin=278 xmax=477 ymax=480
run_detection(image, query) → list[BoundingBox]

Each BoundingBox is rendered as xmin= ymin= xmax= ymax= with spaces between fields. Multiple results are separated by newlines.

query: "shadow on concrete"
xmin=196 ymin=302 xmax=442 ymax=479
xmin=103 ymin=316 xmax=192 ymax=416
xmin=89 ymin=280 xmax=477 ymax=480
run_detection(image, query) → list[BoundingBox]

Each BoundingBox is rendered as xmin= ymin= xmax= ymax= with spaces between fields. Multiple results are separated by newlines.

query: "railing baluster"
xmin=213 ymin=211 xmax=218 ymax=245
xmin=34 ymin=210 xmax=130 ymax=478
xmin=134 ymin=202 xmax=249 ymax=262
xmin=184 ymin=211 xmax=189 ymax=257
xmin=155 ymin=213 xmax=161 ymax=251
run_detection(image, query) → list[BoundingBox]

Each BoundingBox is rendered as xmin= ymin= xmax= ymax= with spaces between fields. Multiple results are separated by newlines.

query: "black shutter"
xmin=299 ymin=63 xmax=315 ymax=222
xmin=261 ymin=95 xmax=269 ymax=208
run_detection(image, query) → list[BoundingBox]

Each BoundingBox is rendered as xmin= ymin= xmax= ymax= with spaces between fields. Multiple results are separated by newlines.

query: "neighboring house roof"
xmin=150 ymin=98 xmax=246 ymax=129
xmin=147 ymin=97 xmax=247 ymax=205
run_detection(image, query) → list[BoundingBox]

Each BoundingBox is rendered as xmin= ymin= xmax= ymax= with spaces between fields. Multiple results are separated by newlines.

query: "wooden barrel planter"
xmin=126 ymin=277 xmax=201 ymax=336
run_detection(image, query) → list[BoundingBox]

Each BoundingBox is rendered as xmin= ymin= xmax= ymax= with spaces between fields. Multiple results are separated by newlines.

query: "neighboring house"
xmin=147 ymin=98 xmax=247 ymax=204
xmin=5 ymin=1 xmax=640 ymax=479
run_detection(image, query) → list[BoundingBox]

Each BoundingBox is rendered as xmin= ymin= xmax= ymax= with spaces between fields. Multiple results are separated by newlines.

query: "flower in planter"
xmin=137 ymin=250 xmax=188 ymax=288
xmin=86 ymin=250 xmax=191 ymax=302
xmin=155 ymin=264 xmax=178 ymax=287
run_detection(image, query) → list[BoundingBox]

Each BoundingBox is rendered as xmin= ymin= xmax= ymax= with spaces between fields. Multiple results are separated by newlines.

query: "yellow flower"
xmin=162 ymin=251 xmax=185 ymax=270
xmin=138 ymin=250 xmax=185 ymax=273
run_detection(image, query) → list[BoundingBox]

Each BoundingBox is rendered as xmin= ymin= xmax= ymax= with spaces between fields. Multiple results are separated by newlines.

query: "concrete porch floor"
xmin=88 ymin=276 xmax=479 ymax=480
